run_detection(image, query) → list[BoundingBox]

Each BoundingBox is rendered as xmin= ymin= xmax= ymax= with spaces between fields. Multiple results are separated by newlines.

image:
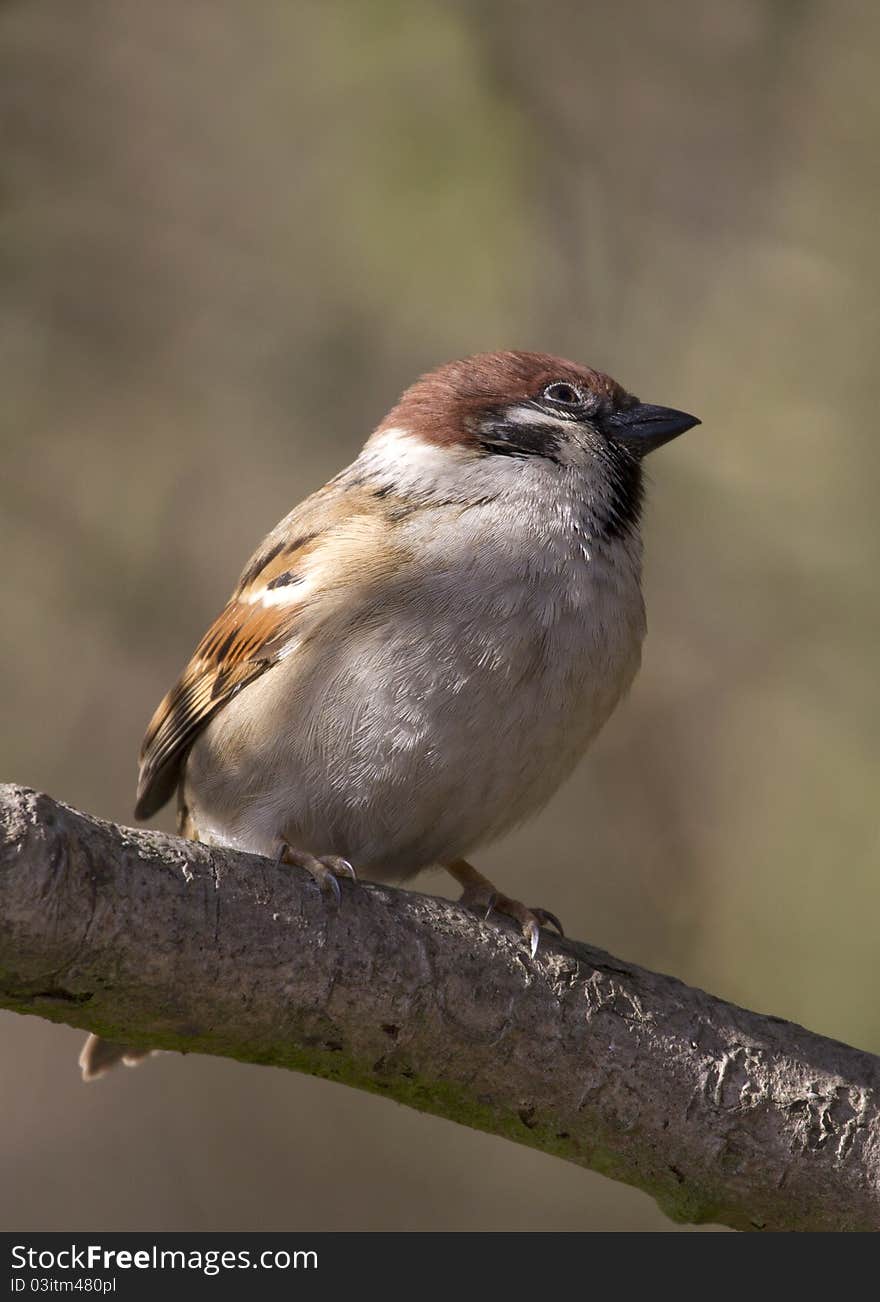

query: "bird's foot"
xmin=445 ymin=859 xmax=563 ymax=958
xmin=275 ymin=843 xmax=357 ymax=905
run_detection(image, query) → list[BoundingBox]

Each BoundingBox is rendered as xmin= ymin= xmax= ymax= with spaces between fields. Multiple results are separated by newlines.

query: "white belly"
xmin=184 ymin=514 xmax=646 ymax=879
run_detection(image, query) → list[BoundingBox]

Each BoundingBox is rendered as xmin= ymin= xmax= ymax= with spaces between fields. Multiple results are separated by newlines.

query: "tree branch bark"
xmin=1 ymin=783 xmax=877 ymax=1231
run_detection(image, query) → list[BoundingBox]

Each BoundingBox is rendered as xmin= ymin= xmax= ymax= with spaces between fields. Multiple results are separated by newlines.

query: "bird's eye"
xmin=542 ymin=382 xmax=583 ymax=407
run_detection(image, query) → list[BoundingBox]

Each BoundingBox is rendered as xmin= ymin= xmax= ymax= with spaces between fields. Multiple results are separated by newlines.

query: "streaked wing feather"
xmin=134 ymin=477 xmax=390 ymax=821
xmin=134 ymin=653 xmax=267 ymax=819
xmin=134 ymin=515 xmax=328 ymax=819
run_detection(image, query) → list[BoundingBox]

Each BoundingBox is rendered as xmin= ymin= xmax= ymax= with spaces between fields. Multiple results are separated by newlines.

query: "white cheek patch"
xmin=362 ymin=421 xmax=561 ymax=503
xmin=365 ymin=426 xmax=461 ymax=478
xmin=499 ymin=405 xmax=577 ymax=432
xmin=361 ymin=426 xmax=482 ymax=498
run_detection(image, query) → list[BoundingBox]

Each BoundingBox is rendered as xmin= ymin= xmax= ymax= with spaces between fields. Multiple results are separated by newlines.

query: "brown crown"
xmin=377 ymin=351 xmax=630 ymax=446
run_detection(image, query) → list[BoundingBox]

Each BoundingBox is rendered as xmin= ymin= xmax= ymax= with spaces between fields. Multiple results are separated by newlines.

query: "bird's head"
xmin=363 ymin=350 xmax=699 ymax=539
xmin=381 ymin=350 xmax=698 ymax=459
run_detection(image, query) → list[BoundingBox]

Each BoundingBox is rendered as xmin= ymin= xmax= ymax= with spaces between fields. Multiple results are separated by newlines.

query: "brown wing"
xmin=134 ymin=474 xmax=402 ymax=821
xmin=134 ymin=513 xmax=328 ymax=820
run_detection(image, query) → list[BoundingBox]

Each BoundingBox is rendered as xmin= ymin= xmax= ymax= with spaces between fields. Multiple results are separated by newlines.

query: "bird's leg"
xmin=445 ymin=858 xmax=563 ymax=958
xmin=275 ymin=843 xmax=356 ymax=906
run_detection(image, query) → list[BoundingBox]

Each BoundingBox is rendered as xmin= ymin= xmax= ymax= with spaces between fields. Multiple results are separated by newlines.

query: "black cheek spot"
xmin=480 ymin=421 xmax=562 ymax=465
xmin=517 ymin=429 xmax=561 ymax=464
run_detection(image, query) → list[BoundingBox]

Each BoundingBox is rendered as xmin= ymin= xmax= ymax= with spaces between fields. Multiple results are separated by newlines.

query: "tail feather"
xmin=79 ymin=1034 xmax=152 ymax=1082
xmin=78 ymin=784 xmax=197 ymax=1081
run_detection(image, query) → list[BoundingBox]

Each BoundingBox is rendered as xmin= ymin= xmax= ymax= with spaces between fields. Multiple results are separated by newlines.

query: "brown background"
xmin=1 ymin=0 xmax=878 ymax=1231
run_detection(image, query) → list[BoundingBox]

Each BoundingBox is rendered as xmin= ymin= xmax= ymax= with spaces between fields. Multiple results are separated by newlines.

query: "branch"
xmin=1 ymin=784 xmax=877 ymax=1232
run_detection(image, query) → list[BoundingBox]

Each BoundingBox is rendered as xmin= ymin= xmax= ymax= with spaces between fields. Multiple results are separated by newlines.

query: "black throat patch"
xmin=591 ymin=443 xmax=644 ymax=542
xmin=477 ymin=411 xmax=643 ymax=541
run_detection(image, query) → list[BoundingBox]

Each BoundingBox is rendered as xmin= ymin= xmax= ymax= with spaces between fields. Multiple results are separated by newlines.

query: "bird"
xmin=79 ymin=350 xmax=699 ymax=1079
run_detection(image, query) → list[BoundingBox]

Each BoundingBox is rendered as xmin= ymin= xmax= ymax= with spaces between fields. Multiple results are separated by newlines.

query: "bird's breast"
xmin=186 ymin=504 xmax=646 ymax=873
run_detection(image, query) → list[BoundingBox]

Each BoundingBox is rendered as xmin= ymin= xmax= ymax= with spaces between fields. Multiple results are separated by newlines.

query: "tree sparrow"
xmin=80 ymin=350 xmax=698 ymax=1079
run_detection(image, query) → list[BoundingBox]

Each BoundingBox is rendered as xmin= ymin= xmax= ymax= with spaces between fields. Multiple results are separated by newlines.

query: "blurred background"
xmin=1 ymin=0 xmax=878 ymax=1233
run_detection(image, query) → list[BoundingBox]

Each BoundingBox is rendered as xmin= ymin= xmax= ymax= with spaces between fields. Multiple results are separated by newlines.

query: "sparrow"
xmin=80 ymin=350 xmax=698 ymax=1079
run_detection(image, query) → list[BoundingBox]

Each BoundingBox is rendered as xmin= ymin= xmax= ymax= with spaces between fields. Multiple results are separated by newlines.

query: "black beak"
xmin=601 ymin=402 xmax=700 ymax=456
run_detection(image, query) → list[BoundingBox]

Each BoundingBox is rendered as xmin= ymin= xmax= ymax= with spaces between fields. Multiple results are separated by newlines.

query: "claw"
xmin=323 ymin=856 xmax=357 ymax=882
xmin=276 ymin=843 xmax=355 ymax=906
xmin=321 ymin=869 xmax=342 ymax=907
xmin=446 ymin=859 xmax=563 ymax=961
xmin=529 ymin=908 xmax=564 ymax=938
